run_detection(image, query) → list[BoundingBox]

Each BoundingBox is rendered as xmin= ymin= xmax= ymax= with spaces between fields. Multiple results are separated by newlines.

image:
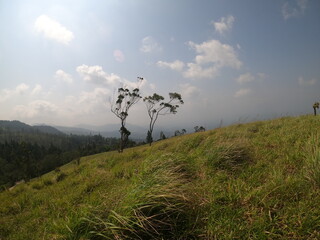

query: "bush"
xmin=43 ymin=179 xmax=53 ymax=186
xmin=56 ymin=172 xmax=67 ymax=182
xmin=31 ymin=182 xmax=43 ymax=190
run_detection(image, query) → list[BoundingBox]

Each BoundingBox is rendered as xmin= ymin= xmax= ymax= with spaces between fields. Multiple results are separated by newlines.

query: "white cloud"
xmin=76 ymin=64 xmax=122 ymax=86
xmin=35 ymin=15 xmax=74 ymax=44
xmin=184 ymin=39 xmax=242 ymax=79
xmin=282 ymin=0 xmax=308 ymax=20
xmin=236 ymin=73 xmax=255 ymax=84
xmin=149 ymin=83 xmax=156 ymax=90
xmin=157 ymin=60 xmax=185 ymax=71
xmin=55 ymin=69 xmax=73 ymax=84
xmin=79 ymin=88 xmax=109 ymax=103
xmin=0 ymin=83 xmax=34 ymax=102
xmin=298 ymin=77 xmax=317 ymax=86
xmin=235 ymin=72 xmax=267 ymax=85
xmin=184 ymin=62 xmax=220 ymax=79
xmin=15 ymin=83 xmax=30 ymax=95
xmin=234 ymin=88 xmax=252 ymax=98
xmin=212 ymin=15 xmax=235 ymax=35
xmin=31 ymin=84 xmax=43 ymax=95
xmin=76 ymin=64 xmax=153 ymax=93
xmin=113 ymin=49 xmax=125 ymax=62
xmin=14 ymin=100 xmax=58 ymax=118
xmin=179 ymin=83 xmax=200 ymax=99
xmin=78 ymin=88 xmax=110 ymax=113
xmin=0 ymin=90 xmax=10 ymax=103
xmin=140 ymin=36 xmax=162 ymax=53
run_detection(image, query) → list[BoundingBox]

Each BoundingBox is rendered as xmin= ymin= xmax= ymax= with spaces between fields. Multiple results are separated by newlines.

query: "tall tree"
xmin=143 ymin=92 xmax=183 ymax=145
xmin=313 ymin=102 xmax=319 ymax=116
xmin=111 ymin=79 xmax=142 ymax=152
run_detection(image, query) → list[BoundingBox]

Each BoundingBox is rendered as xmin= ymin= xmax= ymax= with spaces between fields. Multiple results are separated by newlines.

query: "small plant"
xmin=43 ymin=179 xmax=53 ymax=186
xmin=56 ymin=172 xmax=67 ymax=182
xmin=31 ymin=182 xmax=43 ymax=190
xmin=114 ymin=169 xmax=125 ymax=179
xmin=74 ymin=158 xmax=81 ymax=166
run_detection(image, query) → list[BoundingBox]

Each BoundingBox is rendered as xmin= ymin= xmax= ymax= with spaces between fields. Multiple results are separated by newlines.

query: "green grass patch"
xmin=0 ymin=115 xmax=320 ymax=239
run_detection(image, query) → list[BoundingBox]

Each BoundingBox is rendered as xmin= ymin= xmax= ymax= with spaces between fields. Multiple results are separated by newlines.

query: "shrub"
xmin=56 ymin=172 xmax=67 ymax=182
xmin=43 ymin=179 xmax=53 ymax=186
xmin=31 ymin=182 xmax=43 ymax=190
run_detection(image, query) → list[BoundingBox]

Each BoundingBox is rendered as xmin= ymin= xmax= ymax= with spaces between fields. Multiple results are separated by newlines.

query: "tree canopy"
xmin=111 ymin=79 xmax=143 ymax=152
xmin=144 ymin=92 xmax=183 ymax=145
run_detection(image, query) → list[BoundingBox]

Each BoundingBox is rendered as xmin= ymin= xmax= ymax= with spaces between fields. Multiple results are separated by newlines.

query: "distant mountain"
xmin=0 ymin=120 xmax=33 ymax=132
xmin=55 ymin=123 xmax=149 ymax=140
xmin=54 ymin=123 xmax=191 ymax=140
xmin=0 ymin=120 xmax=64 ymax=135
xmin=54 ymin=126 xmax=97 ymax=136
xmin=33 ymin=125 xmax=64 ymax=135
xmin=74 ymin=123 xmax=147 ymax=133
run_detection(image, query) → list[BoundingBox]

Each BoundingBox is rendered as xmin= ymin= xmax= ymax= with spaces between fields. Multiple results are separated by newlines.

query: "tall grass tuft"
xmin=80 ymin=153 xmax=199 ymax=239
xmin=304 ymin=134 xmax=320 ymax=188
xmin=206 ymin=141 xmax=251 ymax=174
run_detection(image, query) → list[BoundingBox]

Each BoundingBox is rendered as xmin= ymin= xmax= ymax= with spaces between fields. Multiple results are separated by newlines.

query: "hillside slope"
xmin=0 ymin=115 xmax=319 ymax=239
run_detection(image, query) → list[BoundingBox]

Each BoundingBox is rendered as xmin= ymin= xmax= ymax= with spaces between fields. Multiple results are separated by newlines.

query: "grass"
xmin=0 ymin=114 xmax=320 ymax=239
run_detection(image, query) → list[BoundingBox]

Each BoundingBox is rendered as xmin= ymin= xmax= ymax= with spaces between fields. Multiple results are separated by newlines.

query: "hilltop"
xmin=0 ymin=115 xmax=319 ymax=239
xmin=0 ymin=120 xmax=64 ymax=135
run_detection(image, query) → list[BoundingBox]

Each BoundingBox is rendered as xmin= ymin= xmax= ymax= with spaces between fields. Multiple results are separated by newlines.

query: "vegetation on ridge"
xmin=0 ymin=115 xmax=320 ymax=239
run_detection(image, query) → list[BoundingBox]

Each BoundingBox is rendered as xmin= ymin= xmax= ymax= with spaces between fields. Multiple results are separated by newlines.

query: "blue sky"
xmin=0 ymin=0 xmax=319 ymax=129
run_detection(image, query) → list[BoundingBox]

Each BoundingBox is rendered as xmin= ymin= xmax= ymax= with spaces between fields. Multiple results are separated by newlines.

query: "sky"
xmin=0 ymin=0 xmax=319 ymax=130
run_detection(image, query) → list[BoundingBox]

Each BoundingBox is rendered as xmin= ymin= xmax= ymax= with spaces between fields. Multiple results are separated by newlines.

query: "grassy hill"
xmin=0 ymin=115 xmax=319 ymax=239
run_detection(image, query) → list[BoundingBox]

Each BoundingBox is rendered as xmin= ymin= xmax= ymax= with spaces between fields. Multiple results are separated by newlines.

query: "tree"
xmin=111 ymin=79 xmax=142 ymax=152
xmin=146 ymin=130 xmax=153 ymax=144
xmin=194 ymin=126 xmax=206 ymax=132
xmin=313 ymin=102 xmax=319 ymax=116
xmin=159 ymin=131 xmax=166 ymax=140
xmin=174 ymin=129 xmax=186 ymax=137
xmin=143 ymin=92 xmax=183 ymax=145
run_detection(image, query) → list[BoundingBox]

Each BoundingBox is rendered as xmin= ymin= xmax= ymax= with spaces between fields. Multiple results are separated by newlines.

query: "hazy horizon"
xmin=1 ymin=0 xmax=319 ymax=129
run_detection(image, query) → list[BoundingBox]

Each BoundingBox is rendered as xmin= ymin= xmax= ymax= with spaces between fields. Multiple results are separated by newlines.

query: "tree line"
xmin=0 ymin=131 xmax=137 ymax=189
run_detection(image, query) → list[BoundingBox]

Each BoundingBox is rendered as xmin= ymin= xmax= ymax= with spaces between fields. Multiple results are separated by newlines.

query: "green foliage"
xmin=0 ymin=115 xmax=320 ymax=239
xmin=194 ymin=125 xmax=206 ymax=132
xmin=56 ymin=172 xmax=67 ymax=182
xmin=304 ymin=134 xmax=320 ymax=187
xmin=159 ymin=131 xmax=166 ymax=140
xmin=0 ymin=132 xmax=124 ymax=187
xmin=144 ymin=92 xmax=184 ymax=145
xmin=146 ymin=130 xmax=153 ymax=145
xmin=313 ymin=102 xmax=319 ymax=116
xmin=111 ymin=81 xmax=142 ymax=152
